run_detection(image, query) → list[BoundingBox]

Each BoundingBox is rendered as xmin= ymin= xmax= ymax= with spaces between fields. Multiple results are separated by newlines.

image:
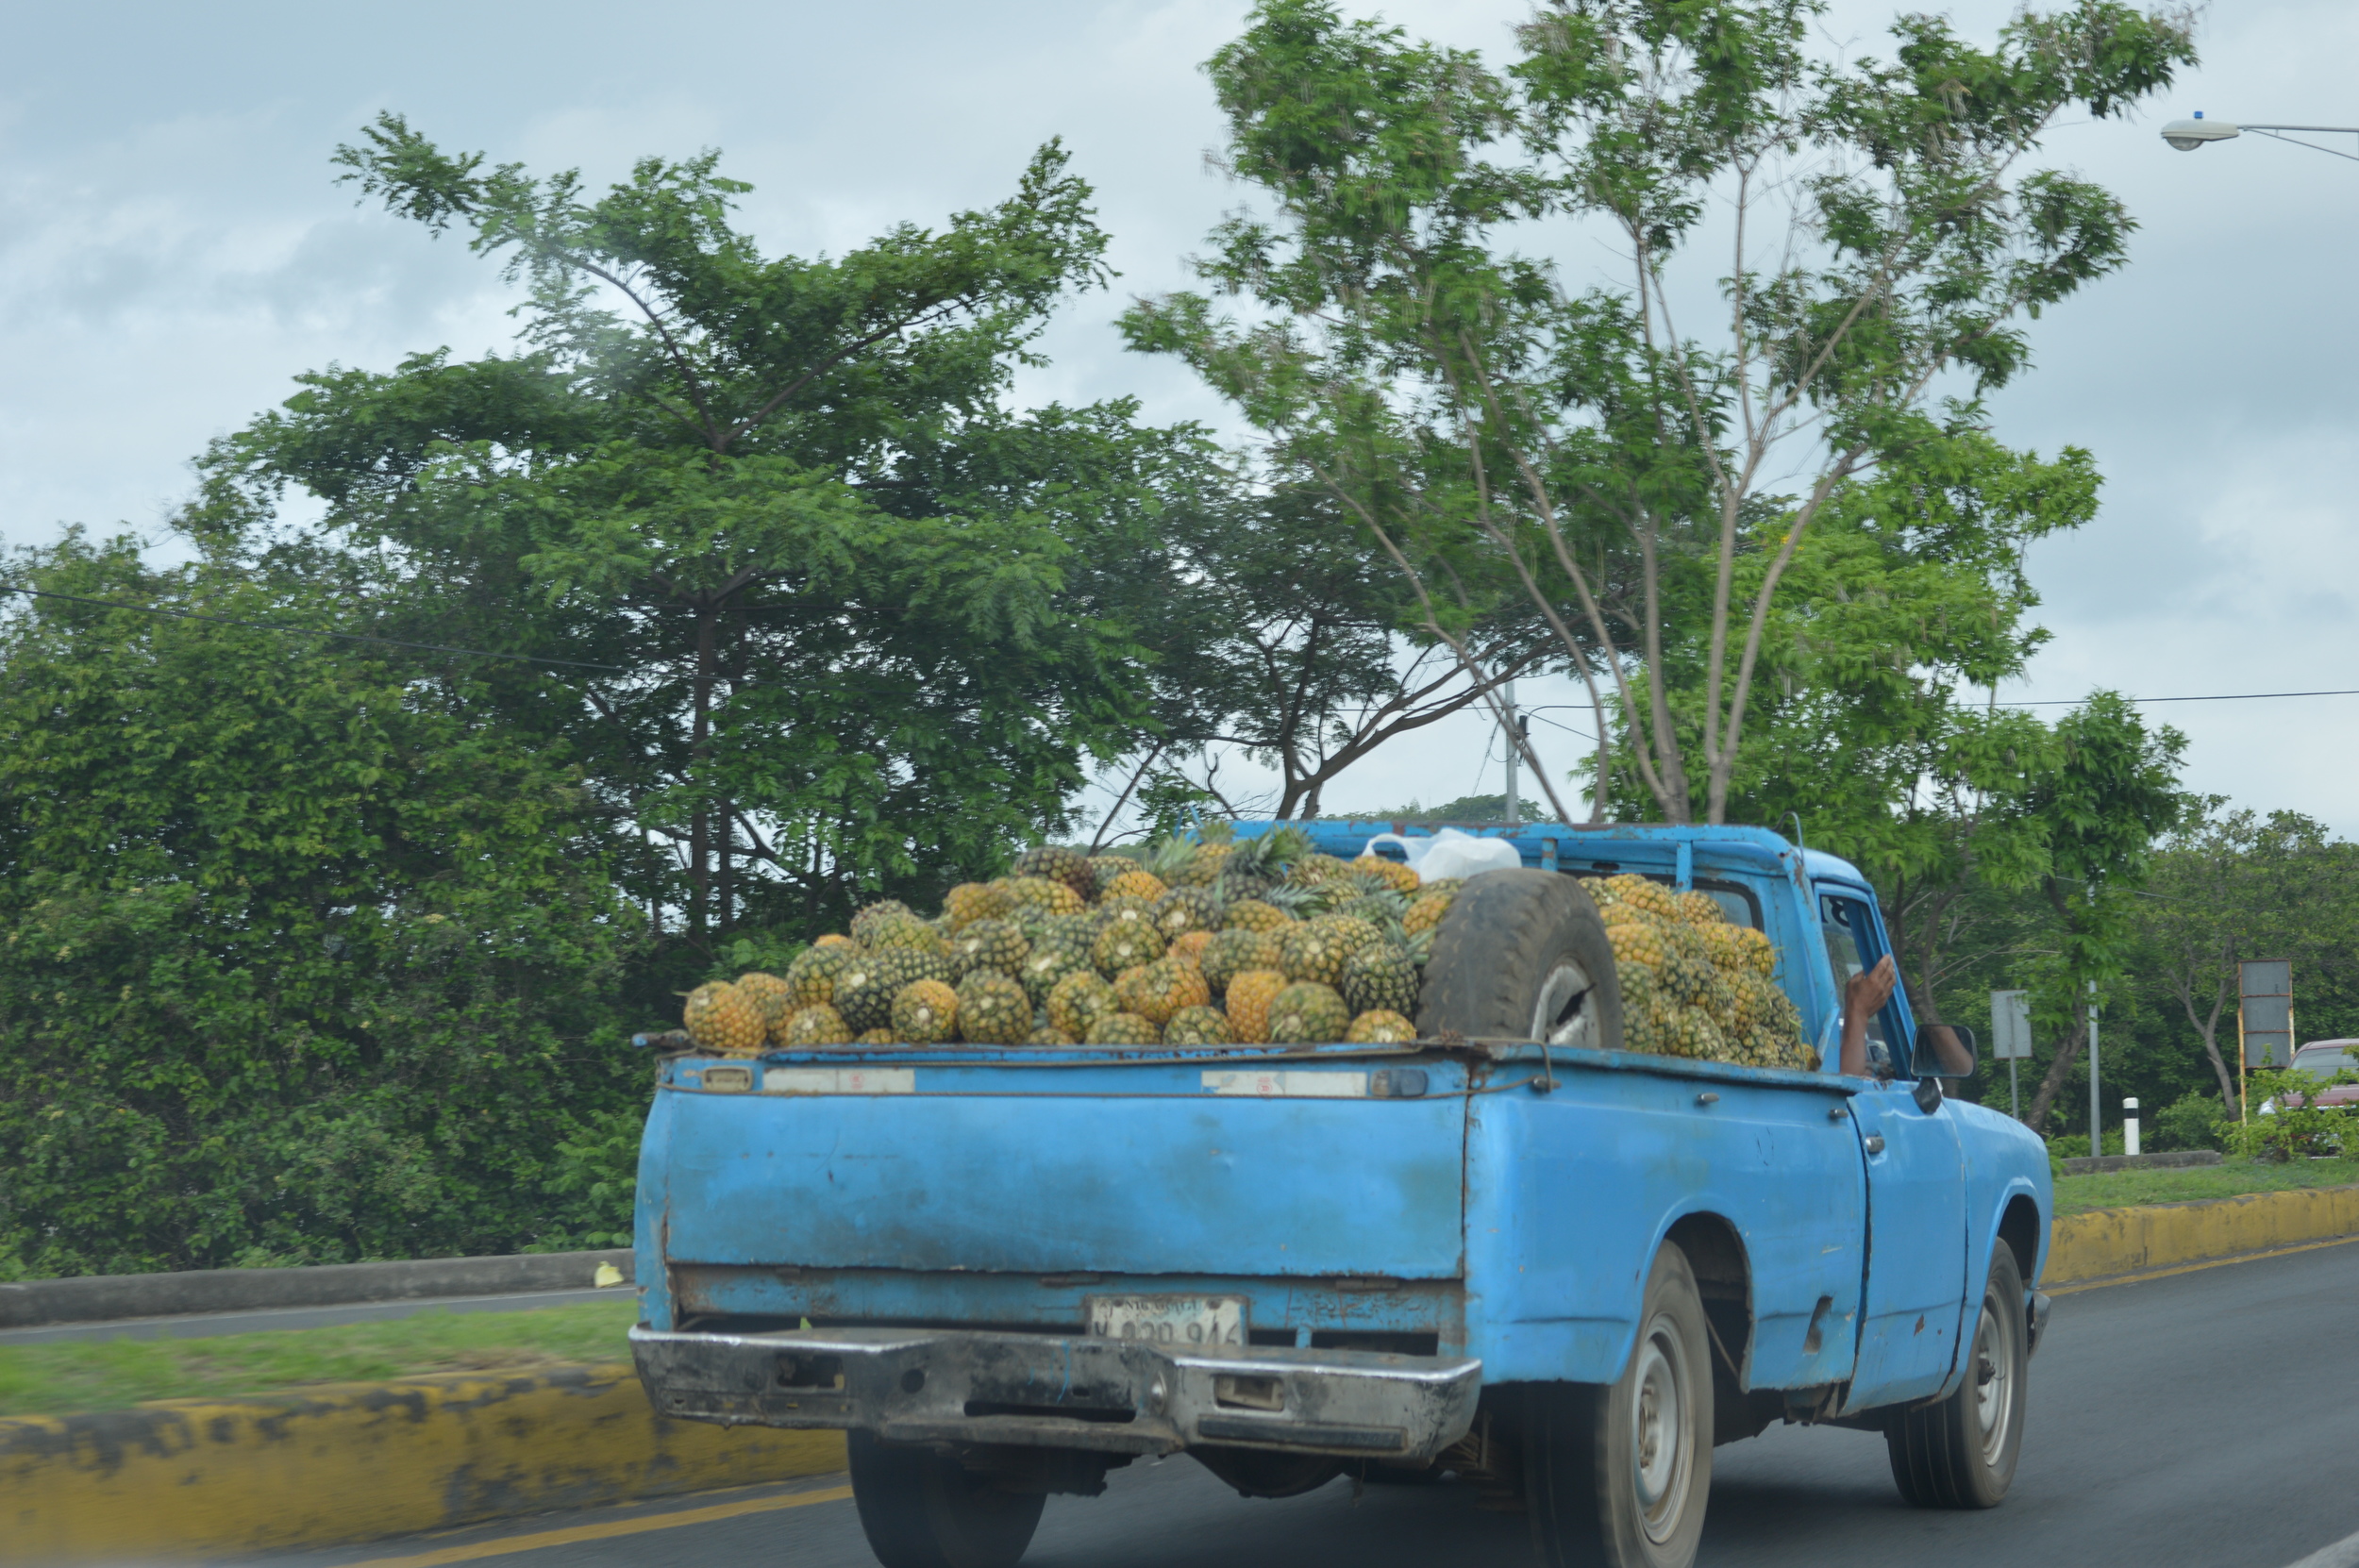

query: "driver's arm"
xmin=1840 ymin=955 xmax=1898 ymax=1076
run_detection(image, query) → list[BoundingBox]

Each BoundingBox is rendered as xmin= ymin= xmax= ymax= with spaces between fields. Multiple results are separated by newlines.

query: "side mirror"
xmin=1918 ymin=1024 xmax=1977 ymax=1079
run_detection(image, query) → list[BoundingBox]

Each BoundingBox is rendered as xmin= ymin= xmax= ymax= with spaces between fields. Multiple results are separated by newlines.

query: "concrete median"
xmin=0 ymin=1363 xmax=844 ymax=1563
xmin=2046 ymin=1182 xmax=2359 ymax=1287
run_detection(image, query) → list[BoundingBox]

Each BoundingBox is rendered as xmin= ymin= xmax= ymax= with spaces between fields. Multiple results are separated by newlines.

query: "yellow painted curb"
xmin=2047 ymin=1182 xmax=2359 ymax=1287
xmin=0 ymin=1363 xmax=845 ymax=1563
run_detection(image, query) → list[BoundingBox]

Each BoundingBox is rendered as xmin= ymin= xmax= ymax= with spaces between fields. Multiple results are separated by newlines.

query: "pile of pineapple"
xmin=1588 ymin=875 xmax=1817 ymax=1071
xmin=679 ymin=830 xmax=1463 ymax=1053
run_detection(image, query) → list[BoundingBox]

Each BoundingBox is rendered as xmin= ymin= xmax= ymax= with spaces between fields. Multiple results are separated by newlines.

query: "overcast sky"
xmin=5 ymin=0 xmax=2355 ymax=834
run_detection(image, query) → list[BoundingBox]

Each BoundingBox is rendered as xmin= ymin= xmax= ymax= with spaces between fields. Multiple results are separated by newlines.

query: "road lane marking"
xmin=2050 ymin=1231 xmax=2359 ymax=1294
xmin=328 ymin=1482 xmax=853 ymax=1567
xmin=2283 ymin=1523 xmax=2359 ymax=1568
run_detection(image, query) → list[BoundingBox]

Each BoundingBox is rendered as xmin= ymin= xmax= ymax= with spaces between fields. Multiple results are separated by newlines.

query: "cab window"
xmin=1820 ymin=893 xmax=1899 ymax=1067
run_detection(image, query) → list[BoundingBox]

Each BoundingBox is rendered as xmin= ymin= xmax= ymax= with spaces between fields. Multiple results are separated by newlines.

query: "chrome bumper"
xmin=629 ymin=1324 xmax=1481 ymax=1462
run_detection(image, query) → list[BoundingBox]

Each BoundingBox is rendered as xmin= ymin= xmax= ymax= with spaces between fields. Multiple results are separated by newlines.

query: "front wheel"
xmin=1527 ymin=1243 xmax=1714 ymax=1568
xmin=848 ymin=1431 xmax=1046 ymax=1568
xmin=1885 ymin=1242 xmax=2029 ymax=1509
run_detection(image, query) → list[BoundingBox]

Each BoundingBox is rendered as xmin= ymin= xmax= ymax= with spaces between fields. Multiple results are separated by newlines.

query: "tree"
xmin=1125 ymin=0 xmax=2197 ymax=824
xmin=2016 ymin=693 xmax=2186 ymax=1132
xmin=0 ymin=537 xmax=646 ymax=1276
xmin=209 ymin=116 xmax=1187 ymax=950
xmin=1126 ymin=479 xmax=1549 ymax=821
xmin=2131 ymin=809 xmax=2359 ymax=1116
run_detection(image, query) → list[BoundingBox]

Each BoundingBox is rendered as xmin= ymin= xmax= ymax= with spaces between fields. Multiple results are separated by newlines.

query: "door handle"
xmin=1863 ymin=1134 xmax=1886 ymax=1155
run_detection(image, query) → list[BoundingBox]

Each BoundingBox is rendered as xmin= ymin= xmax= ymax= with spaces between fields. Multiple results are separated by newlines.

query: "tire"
xmin=1417 ymin=869 xmax=1622 ymax=1050
xmin=1527 ymin=1244 xmax=1714 ymax=1568
xmin=848 ymin=1431 xmax=1046 ymax=1568
xmin=1884 ymin=1243 xmax=2028 ymax=1510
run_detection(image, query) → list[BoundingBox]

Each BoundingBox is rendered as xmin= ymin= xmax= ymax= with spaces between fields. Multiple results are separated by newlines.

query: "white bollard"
xmin=2123 ymin=1096 xmax=2140 ymax=1158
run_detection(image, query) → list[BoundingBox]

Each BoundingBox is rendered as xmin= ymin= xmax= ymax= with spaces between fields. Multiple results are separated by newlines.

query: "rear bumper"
xmin=629 ymin=1324 xmax=1481 ymax=1462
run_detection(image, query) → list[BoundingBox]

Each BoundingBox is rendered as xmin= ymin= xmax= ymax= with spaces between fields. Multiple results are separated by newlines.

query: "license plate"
xmin=1084 ymin=1293 xmax=1248 ymax=1347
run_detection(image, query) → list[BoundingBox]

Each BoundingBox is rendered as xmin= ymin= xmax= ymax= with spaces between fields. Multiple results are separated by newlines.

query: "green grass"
xmin=0 ymin=1297 xmax=639 ymax=1417
xmin=2052 ymin=1156 xmax=2359 ymax=1217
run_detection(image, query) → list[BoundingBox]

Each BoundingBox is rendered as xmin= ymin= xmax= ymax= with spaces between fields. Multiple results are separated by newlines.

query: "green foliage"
xmin=209 ymin=117 xmax=1203 ymax=953
xmin=2226 ymin=1067 xmax=2359 ymax=1162
xmin=2049 ymin=1156 xmax=2359 ymax=1218
xmin=0 ymin=539 xmax=651 ymax=1277
xmin=2151 ymin=1091 xmax=2230 ymax=1154
xmin=1128 ymin=0 xmax=2197 ymax=826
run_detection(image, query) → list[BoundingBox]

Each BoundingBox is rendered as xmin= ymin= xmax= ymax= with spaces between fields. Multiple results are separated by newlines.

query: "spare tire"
xmin=1415 ymin=869 xmax=1622 ymax=1050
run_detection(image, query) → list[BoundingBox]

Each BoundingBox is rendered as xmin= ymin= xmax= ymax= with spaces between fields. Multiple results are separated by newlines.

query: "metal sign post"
xmin=1991 ymin=990 xmax=2033 ymax=1120
xmin=2238 ymin=959 xmax=2294 ymax=1122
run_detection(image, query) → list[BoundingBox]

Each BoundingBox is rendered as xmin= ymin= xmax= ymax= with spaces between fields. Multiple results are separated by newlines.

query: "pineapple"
xmin=874 ymin=945 xmax=955 ymax=993
xmin=1267 ymin=982 xmax=1350 ymax=1044
xmin=1351 ymin=855 xmax=1422 ymax=895
xmin=1086 ymin=854 xmax=1140 ymax=899
xmin=1676 ymin=890 xmax=1727 ymax=926
xmin=1225 ymin=969 xmax=1290 ymax=1044
xmin=1280 ymin=916 xmax=1382 ymax=987
xmin=1403 ymin=889 xmax=1456 ymax=936
xmin=891 ymin=980 xmax=961 ymax=1044
xmin=1340 ymin=943 xmax=1421 ymax=1019
xmin=950 ymin=918 xmax=1029 ymax=981
xmin=1222 ymin=899 xmax=1291 ymax=933
xmin=1347 ymin=1009 xmax=1419 ymax=1044
xmin=1201 ymin=927 xmax=1284 ymax=994
xmin=945 ymin=881 xmax=1013 ymax=930
xmin=786 ymin=944 xmax=857 ymax=1008
xmin=1103 ymin=869 xmax=1169 ymax=904
xmin=1003 ymin=875 xmax=1087 ymax=918
xmin=1093 ymin=919 xmax=1165 ymax=975
xmin=1152 ymin=887 xmax=1223 ymax=942
xmin=1168 ymin=929 xmax=1214 ymax=967
xmin=866 ymin=913 xmax=948 ymax=957
xmin=1017 ymin=941 xmax=1095 ymax=1005
xmin=1332 ymin=891 xmax=1408 ymax=928
xmin=957 ymin=973 xmax=1032 ymax=1045
xmin=1164 ymin=1006 xmax=1234 ymax=1045
xmin=1047 ymin=971 xmax=1120 ymax=1041
xmin=1085 ymin=1010 xmax=1162 ymax=1046
xmin=1173 ymin=842 xmax=1234 ymax=888
xmin=1598 ymin=874 xmax=1681 ymax=922
xmin=854 ymin=1026 xmax=895 ymax=1046
xmin=1012 ymin=845 xmax=1096 ymax=902
xmin=1096 ymin=895 xmax=1157 ymax=929
xmin=1026 ymin=1025 xmax=1077 ymax=1047
xmin=683 ymin=981 xmax=765 ymax=1055
xmin=849 ymin=899 xmax=916 ymax=943
xmin=783 ymin=1005 xmax=855 ymax=1047
xmin=813 ymin=932 xmax=856 ymax=949
xmin=735 ymin=973 xmax=794 ymax=1035
xmin=1114 ymin=957 xmax=1212 ymax=1026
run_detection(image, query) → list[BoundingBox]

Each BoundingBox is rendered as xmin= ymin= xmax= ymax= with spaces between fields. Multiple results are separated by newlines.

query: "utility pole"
xmin=1501 ymin=679 xmax=1520 ymax=826
xmin=2086 ymin=884 xmax=2100 ymax=1156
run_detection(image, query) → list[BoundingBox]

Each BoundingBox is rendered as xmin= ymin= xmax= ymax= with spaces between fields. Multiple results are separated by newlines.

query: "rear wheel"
xmin=1527 ymin=1244 xmax=1714 ymax=1568
xmin=1885 ymin=1243 xmax=2028 ymax=1509
xmin=1417 ymin=869 xmax=1621 ymax=1049
xmin=848 ymin=1431 xmax=1046 ymax=1568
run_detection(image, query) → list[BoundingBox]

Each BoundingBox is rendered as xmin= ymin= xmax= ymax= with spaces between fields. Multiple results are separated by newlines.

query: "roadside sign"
xmin=2239 ymin=960 xmax=2293 ymax=1069
xmin=1990 ymin=991 xmax=2033 ymax=1060
xmin=1991 ymin=989 xmax=2033 ymax=1122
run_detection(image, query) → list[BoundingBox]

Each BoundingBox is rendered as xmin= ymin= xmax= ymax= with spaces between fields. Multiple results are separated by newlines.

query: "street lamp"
xmin=2161 ymin=111 xmax=2359 ymax=162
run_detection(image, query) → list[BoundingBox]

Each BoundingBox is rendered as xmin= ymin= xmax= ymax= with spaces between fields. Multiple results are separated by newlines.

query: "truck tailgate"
xmin=653 ymin=1054 xmax=1468 ymax=1279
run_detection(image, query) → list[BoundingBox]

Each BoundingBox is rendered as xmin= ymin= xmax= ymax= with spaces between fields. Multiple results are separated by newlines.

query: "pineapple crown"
xmin=1225 ymin=825 xmax=1312 ymax=882
xmin=1142 ymin=833 xmax=1199 ymax=881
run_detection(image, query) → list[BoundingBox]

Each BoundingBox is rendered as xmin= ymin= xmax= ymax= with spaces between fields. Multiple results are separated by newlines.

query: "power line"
xmin=1 ymin=585 xmax=627 ymax=672
xmin=2001 ymin=688 xmax=2359 ymax=707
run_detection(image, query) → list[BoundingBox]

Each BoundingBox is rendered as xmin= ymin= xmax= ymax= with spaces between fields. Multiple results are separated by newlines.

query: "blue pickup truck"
xmin=629 ymin=822 xmax=2052 ymax=1568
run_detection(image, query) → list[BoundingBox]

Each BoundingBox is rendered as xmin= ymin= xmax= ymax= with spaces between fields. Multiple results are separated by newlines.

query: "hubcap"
xmin=1630 ymin=1313 xmax=1693 ymax=1543
xmin=1971 ymin=1299 xmax=2015 ymax=1467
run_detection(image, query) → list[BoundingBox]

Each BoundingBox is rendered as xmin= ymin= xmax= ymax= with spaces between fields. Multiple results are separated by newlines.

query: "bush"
xmin=2224 ymin=1067 xmax=2358 ymax=1162
xmin=2046 ymin=1130 xmax=2125 ymax=1161
xmin=2150 ymin=1091 xmax=2230 ymax=1153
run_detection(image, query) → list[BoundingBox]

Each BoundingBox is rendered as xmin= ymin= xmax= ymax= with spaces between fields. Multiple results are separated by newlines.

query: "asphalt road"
xmin=250 ymin=1241 xmax=2359 ymax=1568
xmin=0 ymin=1289 xmax=627 ymax=1345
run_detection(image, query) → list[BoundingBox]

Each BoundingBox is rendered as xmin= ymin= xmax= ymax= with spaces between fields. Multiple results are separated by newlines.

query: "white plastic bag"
xmin=1360 ymin=827 xmax=1524 ymax=882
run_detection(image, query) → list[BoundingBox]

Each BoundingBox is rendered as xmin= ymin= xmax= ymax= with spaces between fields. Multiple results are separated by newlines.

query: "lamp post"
xmin=2162 ymin=112 xmax=2359 ymax=161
